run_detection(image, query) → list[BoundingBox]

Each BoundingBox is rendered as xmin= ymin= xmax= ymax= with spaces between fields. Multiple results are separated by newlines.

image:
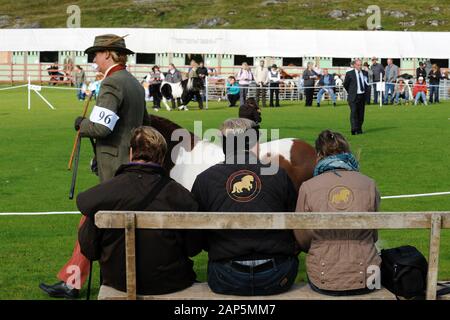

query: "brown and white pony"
xmin=150 ymin=115 xmax=317 ymax=191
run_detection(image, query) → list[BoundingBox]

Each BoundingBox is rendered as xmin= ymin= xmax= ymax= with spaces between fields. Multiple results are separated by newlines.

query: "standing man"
xmin=344 ymin=59 xmax=366 ymax=135
xmin=370 ymin=57 xmax=384 ymax=105
xmin=187 ymin=60 xmax=204 ymax=110
xmin=267 ymin=64 xmax=281 ymax=107
xmin=39 ymin=34 xmax=149 ymax=299
xmin=254 ymin=60 xmax=268 ymax=107
xmin=197 ymin=61 xmax=209 ymax=103
xmin=383 ymin=58 xmax=398 ymax=105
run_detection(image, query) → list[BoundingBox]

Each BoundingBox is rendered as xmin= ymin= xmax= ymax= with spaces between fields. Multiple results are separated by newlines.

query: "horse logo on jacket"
xmin=329 ymin=186 xmax=354 ymax=210
xmin=231 ymin=175 xmax=254 ymax=194
xmin=226 ymin=170 xmax=261 ymax=202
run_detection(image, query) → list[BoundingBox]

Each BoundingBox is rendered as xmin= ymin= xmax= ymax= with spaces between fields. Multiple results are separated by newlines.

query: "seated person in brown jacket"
xmin=78 ymin=126 xmax=203 ymax=295
xmin=294 ymin=130 xmax=381 ymax=296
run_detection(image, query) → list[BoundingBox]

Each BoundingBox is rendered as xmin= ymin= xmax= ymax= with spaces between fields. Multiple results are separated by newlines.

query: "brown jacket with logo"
xmin=294 ymin=170 xmax=381 ymax=291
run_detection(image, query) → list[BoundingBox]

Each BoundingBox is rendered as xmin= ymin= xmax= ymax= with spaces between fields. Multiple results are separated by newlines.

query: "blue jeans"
xmin=429 ymin=85 xmax=439 ymax=103
xmin=207 ymin=256 xmax=298 ymax=296
xmin=317 ymin=88 xmax=336 ymax=104
xmin=383 ymin=83 xmax=395 ymax=104
xmin=415 ymin=92 xmax=427 ymax=105
xmin=76 ymin=83 xmax=85 ymax=101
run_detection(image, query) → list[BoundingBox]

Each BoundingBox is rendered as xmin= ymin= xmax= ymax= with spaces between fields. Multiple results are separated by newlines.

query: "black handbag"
xmin=380 ymin=245 xmax=428 ymax=299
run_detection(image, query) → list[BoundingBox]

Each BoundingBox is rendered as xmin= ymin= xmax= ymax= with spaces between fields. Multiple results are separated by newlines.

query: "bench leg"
xmin=125 ymin=213 xmax=137 ymax=300
xmin=426 ymin=214 xmax=441 ymax=300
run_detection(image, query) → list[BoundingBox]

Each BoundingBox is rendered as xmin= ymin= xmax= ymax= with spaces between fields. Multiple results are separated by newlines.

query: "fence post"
xmin=205 ymin=76 xmax=209 ymax=109
xmin=10 ymin=61 xmax=13 ymax=86
xmin=125 ymin=213 xmax=137 ymax=300
xmin=426 ymin=214 xmax=441 ymax=300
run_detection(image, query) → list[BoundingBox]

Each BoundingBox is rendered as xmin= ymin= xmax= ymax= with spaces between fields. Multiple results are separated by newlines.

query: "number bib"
xmin=89 ymin=106 xmax=120 ymax=131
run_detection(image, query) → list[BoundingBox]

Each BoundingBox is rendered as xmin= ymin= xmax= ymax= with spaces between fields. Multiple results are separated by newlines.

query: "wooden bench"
xmin=95 ymin=211 xmax=450 ymax=300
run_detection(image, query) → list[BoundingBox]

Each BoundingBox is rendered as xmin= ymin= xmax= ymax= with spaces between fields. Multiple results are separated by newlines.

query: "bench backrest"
xmin=95 ymin=211 xmax=450 ymax=300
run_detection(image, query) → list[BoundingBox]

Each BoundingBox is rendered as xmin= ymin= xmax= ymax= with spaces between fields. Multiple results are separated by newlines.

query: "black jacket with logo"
xmin=77 ymin=163 xmax=203 ymax=295
xmin=191 ymin=152 xmax=298 ymax=262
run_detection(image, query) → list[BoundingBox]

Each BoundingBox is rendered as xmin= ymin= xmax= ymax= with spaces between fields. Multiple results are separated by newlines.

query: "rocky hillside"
xmin=0 ymin=0 xmax=448 ymax=31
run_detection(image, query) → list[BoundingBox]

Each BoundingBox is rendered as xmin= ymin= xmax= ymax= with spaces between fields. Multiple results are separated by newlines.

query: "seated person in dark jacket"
xmin=239 ymin=97 xmax=262 ymax=129
xmin=191 ymin=118 xmax=299 ymax=296
xmin=78 ymin=126 xmax=203 ymax=295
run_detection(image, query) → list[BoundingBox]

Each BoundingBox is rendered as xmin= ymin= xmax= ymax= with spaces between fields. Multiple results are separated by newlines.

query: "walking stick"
xmin=69 ymin=136 xmax=81 ymax=199
xmin=68 ymin=94 xmax=93 ymax=199
xmin=68 ymin=94 xmax=93 ymax=170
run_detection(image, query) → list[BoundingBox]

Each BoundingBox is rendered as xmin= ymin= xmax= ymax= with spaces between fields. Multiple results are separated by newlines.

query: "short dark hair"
xmin=130 ymin=126 xmax=167 ymax=164
xmin=315 ymin=130 xmax=350 ymax=158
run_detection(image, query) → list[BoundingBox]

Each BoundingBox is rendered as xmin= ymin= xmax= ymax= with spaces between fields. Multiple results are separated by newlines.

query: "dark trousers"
xmin=207 ymin=256 xmax=298 ymax=296
xmin=372 ymin=83 xmax=380 ymax=104
xmin=429 ymin=85 xmax=439 ymax=103
xmin=255 ymin=85 xmax=267 ymax=107
xmin=192 ymin=91 xmax=204 ymax=109
xmin=150 ymin=83 xmax=161 ymax=108
xmin=349 ymin=94 xmax=366 ymax=133
xmin=365 ymin=84 xmax=372 ymax=104
xmin=239 ymin=85 xmax=249 ymax=106
xmin=304 ymin=87 xmax=314 ymax=106
xmin=227 ymin=93 xmax=240 ymax=107
xmin=269 ymin=83 xmax=280 ymax=107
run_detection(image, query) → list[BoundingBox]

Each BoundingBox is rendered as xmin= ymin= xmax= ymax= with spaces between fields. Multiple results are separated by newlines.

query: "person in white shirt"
xmin=343 ymin=59 xmax=367 ymax=135
xmin=236 ymin=62 xmax=254 ymax=106
xmin=254 ymin=60 xmax=269 ymax=107
xmin=267 ymin=64 xmax=281 ymax=107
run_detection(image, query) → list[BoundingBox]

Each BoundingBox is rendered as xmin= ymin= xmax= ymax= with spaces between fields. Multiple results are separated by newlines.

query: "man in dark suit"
xmin=343 ymin=59 xmax=367 ymax=135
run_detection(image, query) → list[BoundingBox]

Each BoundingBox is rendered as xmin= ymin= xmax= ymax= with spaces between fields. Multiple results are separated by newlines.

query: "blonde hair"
xmin=130 ymin=126 xmax=167 ymax=164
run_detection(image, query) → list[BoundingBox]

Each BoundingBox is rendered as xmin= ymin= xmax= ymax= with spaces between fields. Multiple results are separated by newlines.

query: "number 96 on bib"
xmin=89 ymin=106 xmax=120 ymax=131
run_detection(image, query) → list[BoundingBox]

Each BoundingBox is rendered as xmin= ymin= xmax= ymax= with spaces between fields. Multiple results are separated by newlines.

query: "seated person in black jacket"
xmin=77 ymin=126 xmax=203 ymax=295
xmin=191 ymin=118 xmax=299 ymax=296
xmin=239 ymin=97 xmax=262 ymax=130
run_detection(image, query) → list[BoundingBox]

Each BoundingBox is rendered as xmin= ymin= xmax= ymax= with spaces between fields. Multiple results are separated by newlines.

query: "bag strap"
xmin=133 ymin=174 xmax=172 ymax=211
xmin=437 ymin=282 xmax=450 ymax=297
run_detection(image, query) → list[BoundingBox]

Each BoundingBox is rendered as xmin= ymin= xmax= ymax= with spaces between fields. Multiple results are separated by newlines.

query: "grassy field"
xmin=0 ymin=85 xmax=449 ymax=299
xmin=0 ymin=0 xmax=449 ymax=31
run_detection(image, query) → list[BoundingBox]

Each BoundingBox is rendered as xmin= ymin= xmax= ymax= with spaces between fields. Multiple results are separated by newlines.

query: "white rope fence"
xmin=0 ymin=84 xmax=28 ymax=91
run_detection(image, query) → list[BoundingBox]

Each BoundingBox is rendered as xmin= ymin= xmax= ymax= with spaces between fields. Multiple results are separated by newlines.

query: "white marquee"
xmin=1 ymin=28 xmax=449 ymax=58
